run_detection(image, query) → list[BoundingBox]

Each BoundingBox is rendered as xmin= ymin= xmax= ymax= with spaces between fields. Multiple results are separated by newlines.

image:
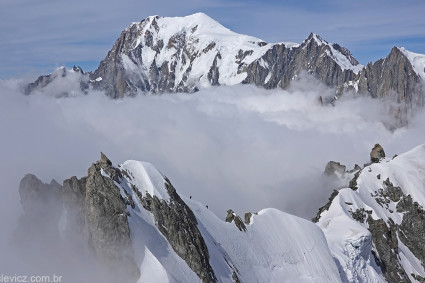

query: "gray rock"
xmin=15 ymin=174 xmax=63 ymax=246
xmin=82 ymin=158 xmax=139 ymax=278
xmin=16 ymin=154 xmax=140 ymax=281
xmin=367 ymin=217 xmax=410 ymax=282
xmin=225 ymin=209 xmax=247 ymax=232
xmin=324 ymin=161 xmax=346 ymax=177
xmin=370 ymin=144 xmax=385 ymax=163
xmin=243 ymin=33 xmax=358 ymax=91
xmin=312 ymin=190 xmax=339 ymax=223
xmin=244 ymin=212 xmax=252 ymax=225
xmin=133 ymin=176 xmax=217 ymax=283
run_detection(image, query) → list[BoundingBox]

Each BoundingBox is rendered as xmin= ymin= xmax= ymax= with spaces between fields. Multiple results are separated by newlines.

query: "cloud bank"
xmin=2 ymin=75 xmax=425 ymax=279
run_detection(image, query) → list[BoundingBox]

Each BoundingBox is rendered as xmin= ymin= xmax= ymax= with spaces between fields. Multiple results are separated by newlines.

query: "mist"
xmin=1 ymin=75 xmax=425 ymax=280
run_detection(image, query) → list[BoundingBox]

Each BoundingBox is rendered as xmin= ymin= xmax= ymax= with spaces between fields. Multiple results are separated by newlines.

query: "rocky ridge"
xmin=15 ymin=153 xmax=342 ymax=283
xmin=315 ymin=144 xmax=425 ymax=282
xmin=24 ymin=13 xmax=424 ymax=114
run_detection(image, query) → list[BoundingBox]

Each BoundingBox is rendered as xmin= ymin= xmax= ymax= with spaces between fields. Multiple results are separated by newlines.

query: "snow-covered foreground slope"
xmin=316 ymin=144 xmax=425 ymax=282
xmin=15 ymin=144 xmax=425 ymax=282
xmin=187 ymin=203 xmax=341 ymax=282
xmin=114 ymin=159 xmax=341 ymax=282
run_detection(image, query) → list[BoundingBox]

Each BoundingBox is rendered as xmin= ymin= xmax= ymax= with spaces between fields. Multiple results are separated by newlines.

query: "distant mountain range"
xmin=25 ymin=13 xmax=424 ymax=115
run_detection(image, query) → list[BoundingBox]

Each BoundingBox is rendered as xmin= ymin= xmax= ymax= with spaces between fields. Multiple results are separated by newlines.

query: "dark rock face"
xmin=225 ymin=209 xmax=247 ymax=232
xmin=16 ymin=153 xmax=219 ymax=282
xmin=326 ymin=168 xmax=425 ymax=282
xmin=243 ymin=33 xmax=358 ymax=91
xmin=396 ymin=192 xmax=425 ymax=275
xmin=357 ymin=47 xmax=423 ymax=106
xmin=348 ymin=170 xmax=361 ymax=191
xmin=312 ymin=190 xmax=339 ymax=223
xmin=19 ymin=174 xmax=62 ymax=215
xmin=82 ymin=159 xmax=138 ymax=276
xmin=244 ymin=212 xmax=252 ymax=225
xmin=355 ymin=47 xmax=424 ymax=127
xmin=25 ymin=67 xmax=88 ymax=97
xmin=370 ymin=144 xmax=385 ymax=163
xmin=366 ymin=179 xmax=412 ymax=282
xmin=16 ymin=155 xmax=140 ymax=282
xmin=367 ymin=217 xmax=410 ymax=282
xmin=131 ymin=176 xmax=217 ymax=283
xmin=323 ymin=161 xmax=346 ymax=177
xmin=16 ymin=174 xmax=63 ymax=248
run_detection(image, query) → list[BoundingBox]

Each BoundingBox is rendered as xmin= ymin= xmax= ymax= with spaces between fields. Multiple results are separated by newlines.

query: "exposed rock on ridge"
xmin=316 ymin=144 xmax=425 ymax=282
xmin=16 ymin=153 xmax=217 ymax=283
xmin=25 ymin=14 xmax=424 ymax=115
xmin=129 ymin=175 xmax=217 ymax=282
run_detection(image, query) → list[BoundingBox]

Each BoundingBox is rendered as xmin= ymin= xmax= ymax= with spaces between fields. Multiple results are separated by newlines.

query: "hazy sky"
xmin=1 ymin=0 xmax=425 ymax=79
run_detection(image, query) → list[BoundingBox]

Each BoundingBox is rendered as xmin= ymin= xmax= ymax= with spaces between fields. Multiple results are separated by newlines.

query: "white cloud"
xmin=0 ymin=77 xmax=421 ymax=220
xmin=2 ymin=75 xmax=425 ymax=278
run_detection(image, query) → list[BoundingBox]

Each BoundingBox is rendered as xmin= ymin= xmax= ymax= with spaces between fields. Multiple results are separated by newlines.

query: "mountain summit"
xmin=25 ymin=13 xmax=424 ymax=116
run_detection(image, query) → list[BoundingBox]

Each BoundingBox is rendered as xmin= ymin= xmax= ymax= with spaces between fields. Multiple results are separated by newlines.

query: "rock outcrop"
xmin=324 ymin=161 xmax=346 ymax=177
xmin=225 ymin=209 xmax=247 ymax=232
xmin=315 ymin=144 xmax=425 ymax=282
xmin=356 ymin=47 xmax=423 ymax=107
xmin=15 ymin=153 xmax=218 ymax=283
xmin=16 ymin=155 xmax=140 ymax=281
xmin=132 ymin=176 xmax=217 ymax=282
xmin=370 ymin=143 xmax=385 ymax=163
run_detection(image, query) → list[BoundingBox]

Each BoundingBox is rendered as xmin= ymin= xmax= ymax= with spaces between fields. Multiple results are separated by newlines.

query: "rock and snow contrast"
xmin=15 ymin=143 xmax=425 ymax=282
xmin=315 ymin=143 xmax=425 ymax=283
xmin=24 ymin=13 xmax=424 ymax=113
xmin=16 ymin=153 xmax=341 ymax=282
xmin=12 ymin=12 xmax=425 ymax=283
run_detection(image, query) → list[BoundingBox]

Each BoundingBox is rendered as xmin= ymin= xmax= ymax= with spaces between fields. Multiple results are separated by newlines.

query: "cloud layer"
xmin=2 ymin=75 xmax=425 ymax=278
xmin=1 ymin=77 xmax=423 ymax=221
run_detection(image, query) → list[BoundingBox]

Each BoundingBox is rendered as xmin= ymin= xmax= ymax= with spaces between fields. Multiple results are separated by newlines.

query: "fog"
xmin=1 ymin=75 xmax=425 ymax=279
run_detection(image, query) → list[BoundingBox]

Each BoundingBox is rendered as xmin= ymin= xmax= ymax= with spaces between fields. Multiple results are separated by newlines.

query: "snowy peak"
xmin=120 ymin=160 xmax=171 ymax=202
xmin=398 ymin=46 xmax=425 ymax=80
xmin=24 ymin=13 xmax=424 ymax=112
xmin=136 ymin=12 xmax=249 ymax=41
xmin=301 ymin=32 xmax=362 ymax=73
xmin=304 ymin=32 xmax=328 ymax=46
xmin=91 ymin=13 xmax=365 ymax=97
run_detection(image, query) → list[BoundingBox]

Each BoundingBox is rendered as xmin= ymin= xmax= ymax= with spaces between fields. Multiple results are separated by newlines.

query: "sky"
xmin=1 ymin=0 xmax=425 ymax=79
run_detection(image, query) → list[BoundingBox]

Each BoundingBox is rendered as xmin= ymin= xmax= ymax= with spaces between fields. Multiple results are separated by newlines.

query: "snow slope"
xmin=316 ymin=144 xmax=425 ymax=282
xmin=187 ymin=201 xmax=341 ymax=282
xmin=119 ymin=13 xmax=360 ymax=89
xmin=399 ymin=47 xmax=425 ymax=81
xmin=112 ymin=159 xmax=341 ymax=282
xmin=308 ymin=34 xmax=363 ymax=74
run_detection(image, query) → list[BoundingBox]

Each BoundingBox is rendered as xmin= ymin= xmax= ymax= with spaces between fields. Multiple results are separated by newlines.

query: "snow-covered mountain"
xmin=84 ymin=13 xmax=362 ymax=98
xmin=315 ymin=144 xmax=425 ymax=282
xmin=16 ymin=153 xmax=341 ymax=283
xmin=15 ymin=143 xmax=425 ymax=282
xmin=24 ymin=13 xmax=425 ymax=122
